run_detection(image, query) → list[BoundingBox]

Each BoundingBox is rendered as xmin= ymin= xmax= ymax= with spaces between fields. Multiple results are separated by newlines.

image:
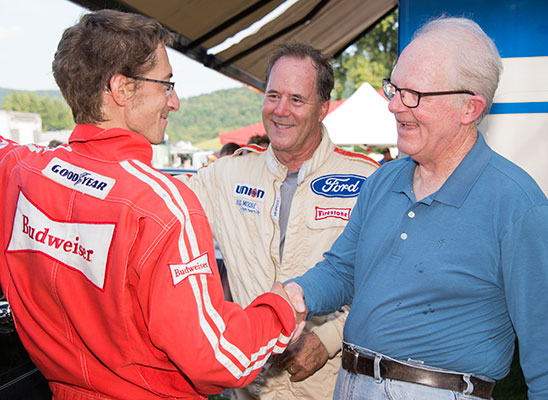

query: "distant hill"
xmin=166 ymin=87 xmax=263 ymax=143
xmin=0 ymin=87 xmax=264 ymax=144
xmin=0 ymin=88 xmax=63 ymax=106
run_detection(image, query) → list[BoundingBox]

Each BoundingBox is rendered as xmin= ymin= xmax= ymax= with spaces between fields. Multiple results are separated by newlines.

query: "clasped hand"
xmin=270 ymin=281 xmax=307 ymax=343
xmin=271 ymin=282 xmax=329 ymax=382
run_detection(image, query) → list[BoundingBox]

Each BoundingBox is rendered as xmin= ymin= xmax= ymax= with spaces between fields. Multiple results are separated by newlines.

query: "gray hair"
xmin=413 ymin=17 xmax=503 ymax=123
xmin=265 ymin=42 xmax=334 ymax=103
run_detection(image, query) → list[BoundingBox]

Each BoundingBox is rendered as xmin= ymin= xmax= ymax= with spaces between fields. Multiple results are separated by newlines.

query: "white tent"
xmin=323 ymin=82 xmax=397 ymax=146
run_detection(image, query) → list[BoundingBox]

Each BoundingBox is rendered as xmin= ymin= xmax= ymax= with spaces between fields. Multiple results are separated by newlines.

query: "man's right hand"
xmin=283 ymin=282 xmax=306 ymax=313
xmin=283 ymin=282 xmax=308 ymax=343
xmin=271 ymin=282 xmax=307 ymax=342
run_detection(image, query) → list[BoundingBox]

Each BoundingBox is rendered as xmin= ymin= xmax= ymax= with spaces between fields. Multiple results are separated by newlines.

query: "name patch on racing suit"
xmin=170 ymin=253 xmax=212 ymax=286
xmin=42 ymin=158 xmax=115 ymax=200
xmin=7 ymin=191 xmax=115 ymax=289
xmin=310 ymin=174 xmax=366 ymax=198
xmin=233 ymin=183 xmax=265 ymax=215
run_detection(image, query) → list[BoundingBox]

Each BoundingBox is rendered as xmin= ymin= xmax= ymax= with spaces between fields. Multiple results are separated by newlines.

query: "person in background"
xmin=285 ymin=16 xmax=548 ymax=400
xmin=0 ymin=10 xmax=303 ymax=400
xmin=47 ymin=139 xmax=64 ymax=148
xmin=247 ymin=134 xmax=270 ymax=148
xmin=378 ymin=147 xmax=394 ymax=165
xmin=220 ymin=142 xmax=242 ymax=157
xmin=179 ymin=42 xmax=378 ymax=399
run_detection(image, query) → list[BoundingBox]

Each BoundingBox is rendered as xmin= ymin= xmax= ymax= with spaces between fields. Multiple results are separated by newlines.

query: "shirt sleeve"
xmin=176 ymin=164 xmax=218 ymax=226
xmin=0 ymin=136 xmax=20 ymax=160
xmin=138 ymin=194 xmax=296 ymax=395
xmin=310 ymin=307 xmax=347 ymax=358
xmin=501 ymin=204 xmax=548 ymax=399
xmin=291 ymin=182 xmax=369 ymax=316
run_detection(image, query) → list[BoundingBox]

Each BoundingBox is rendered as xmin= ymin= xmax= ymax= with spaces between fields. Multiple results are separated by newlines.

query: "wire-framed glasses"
xmin=382 ymin=79 xmax=474 ymax=108
xmin=127 ymin=76 xmax=175 ymax=96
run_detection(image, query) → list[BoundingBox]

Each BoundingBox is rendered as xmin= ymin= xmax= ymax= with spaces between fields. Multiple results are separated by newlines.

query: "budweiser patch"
xmin=7 ymin=191 xmax=115 ymax=289
xmin=170 ymin=253 xmax=212 ymax=286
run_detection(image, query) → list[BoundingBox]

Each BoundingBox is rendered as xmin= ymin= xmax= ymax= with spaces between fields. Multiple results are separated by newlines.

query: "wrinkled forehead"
xmin=392 ymin=35 xmax=454 ymax=89
xmin=266 ymin=56 xmax=318 ymax=96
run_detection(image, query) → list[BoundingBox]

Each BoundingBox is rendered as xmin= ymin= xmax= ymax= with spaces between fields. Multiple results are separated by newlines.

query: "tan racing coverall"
xmin=180 ymin=128 xmax=378 ymax=399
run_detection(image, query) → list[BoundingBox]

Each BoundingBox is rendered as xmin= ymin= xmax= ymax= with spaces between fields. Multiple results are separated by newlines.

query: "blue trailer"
xmin=398 ymin=0 xmax=548 ymax=195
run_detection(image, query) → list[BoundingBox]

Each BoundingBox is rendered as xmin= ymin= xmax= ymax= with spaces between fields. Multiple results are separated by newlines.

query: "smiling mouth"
xmin=273 ymin=121 xmax=293 ymax=129
xmin=397 ymin=120 xmax=418 ymax=129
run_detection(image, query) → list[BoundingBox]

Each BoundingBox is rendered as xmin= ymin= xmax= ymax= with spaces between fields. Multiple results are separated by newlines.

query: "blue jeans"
xmin=333 ymin=344 xmax=492 ymax=400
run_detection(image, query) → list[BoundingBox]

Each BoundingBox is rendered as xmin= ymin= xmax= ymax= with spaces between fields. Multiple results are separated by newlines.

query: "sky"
xmin=0 ymin=0 xmax=243 ymax=97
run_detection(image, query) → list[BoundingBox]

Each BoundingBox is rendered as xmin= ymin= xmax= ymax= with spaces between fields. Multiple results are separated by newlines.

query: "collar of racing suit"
xmin=264 ymin=124 xmax=335 ymax=184
xmin=68 ymin=124 xmax=153 ymax=164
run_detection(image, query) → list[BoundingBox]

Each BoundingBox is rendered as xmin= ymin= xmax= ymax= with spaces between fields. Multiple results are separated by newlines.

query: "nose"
xmin=168 ymin=90 xmax=180 ymax=111
xmin=273 ymin=96 xmax=291 ymax=117
xmin=388 ymin=91 xmax=406 ymax=114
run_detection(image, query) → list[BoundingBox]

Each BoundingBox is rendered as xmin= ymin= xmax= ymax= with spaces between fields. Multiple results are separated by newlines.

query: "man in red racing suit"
xmin=0 ymin=10 xmax=298 ymax=400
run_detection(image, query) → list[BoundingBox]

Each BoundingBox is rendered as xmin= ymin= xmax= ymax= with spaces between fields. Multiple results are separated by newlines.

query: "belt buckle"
xmin=352 ymin=348 xmax=359 ymax=372
xmin=463 ymin=374 xmax=474 ymax=395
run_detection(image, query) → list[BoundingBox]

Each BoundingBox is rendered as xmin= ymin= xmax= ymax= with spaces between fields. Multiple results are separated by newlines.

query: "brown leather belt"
xmin=341 ymin=344 xmax=495 ymax=399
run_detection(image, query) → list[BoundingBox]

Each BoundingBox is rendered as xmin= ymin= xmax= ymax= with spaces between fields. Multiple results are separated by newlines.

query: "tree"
xmin=332 ymin=9 xmax=398 ymax=99
xmin=2 ymin=91 xmax=74 ymax=131
xmin=166 ymin=87 xmax=263 ymax=143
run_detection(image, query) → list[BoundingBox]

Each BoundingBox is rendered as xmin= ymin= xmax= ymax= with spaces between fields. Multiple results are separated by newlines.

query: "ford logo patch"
xmin=310 ymin=174 xmax=366 ymax=198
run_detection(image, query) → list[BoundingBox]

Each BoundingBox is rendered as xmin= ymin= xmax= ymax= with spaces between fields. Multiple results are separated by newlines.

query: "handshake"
xmin=271 ymin=281 xmax=307 ymax=343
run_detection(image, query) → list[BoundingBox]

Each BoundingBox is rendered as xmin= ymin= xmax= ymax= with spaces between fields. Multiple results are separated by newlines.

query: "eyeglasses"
xmin=382 ymin=79 xmax=474 ymax=108
xmin=127 ymin=76 xmax=175 ymax=96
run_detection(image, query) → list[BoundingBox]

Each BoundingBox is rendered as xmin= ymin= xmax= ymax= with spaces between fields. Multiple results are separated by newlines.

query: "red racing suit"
xmin=0 ymin=125 xmax=296 ymax=400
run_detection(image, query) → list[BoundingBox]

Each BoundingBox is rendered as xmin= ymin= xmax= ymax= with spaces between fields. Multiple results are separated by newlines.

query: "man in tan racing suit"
xmin=180 ymin=43 xmax=379 ymax=399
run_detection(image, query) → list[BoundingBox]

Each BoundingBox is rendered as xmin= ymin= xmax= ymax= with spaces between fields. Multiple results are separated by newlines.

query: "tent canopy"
xmin=219 ymin=122 xmax=265 ymax=146
xmin=69 ymin=0 xmax=397 ymax=92
xmin=323 ymin=82 xmax=396 ymax=146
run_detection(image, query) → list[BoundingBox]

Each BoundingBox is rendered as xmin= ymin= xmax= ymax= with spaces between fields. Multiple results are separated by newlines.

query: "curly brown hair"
xmin=52 ymin=9 xmax=174 ymax=124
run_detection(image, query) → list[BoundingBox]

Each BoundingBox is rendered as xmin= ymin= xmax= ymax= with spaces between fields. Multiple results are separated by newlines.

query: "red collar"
xmin=68 ymin=124 xmax=153 ymax=164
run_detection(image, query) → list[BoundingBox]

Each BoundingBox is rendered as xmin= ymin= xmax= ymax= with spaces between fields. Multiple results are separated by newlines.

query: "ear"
xmin=461 ymin=95 xmax=486 ymax=126
xmin=318 ymin=99 xmax=330 ymax=122
xmin=108 ymin=74 xmax=133 ymax=107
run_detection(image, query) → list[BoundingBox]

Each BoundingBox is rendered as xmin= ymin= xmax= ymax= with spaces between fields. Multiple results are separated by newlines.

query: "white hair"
xmin=413 ymin=17 xmax=503 ymax=123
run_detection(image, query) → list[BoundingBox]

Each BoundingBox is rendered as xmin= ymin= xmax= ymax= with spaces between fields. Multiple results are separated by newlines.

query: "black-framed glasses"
xmin=127 ymin=76 xmax=175 ymax=96
xmin=382 ymin=79 xmax=475 ymax=108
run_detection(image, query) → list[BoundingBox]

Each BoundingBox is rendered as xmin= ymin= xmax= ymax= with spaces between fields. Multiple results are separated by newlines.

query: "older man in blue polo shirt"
xmin=285 ymin=16 xmax=548 ymax=400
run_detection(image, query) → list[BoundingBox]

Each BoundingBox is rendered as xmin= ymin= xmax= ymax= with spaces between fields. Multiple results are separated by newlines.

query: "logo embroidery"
xmin=310 ymin=174 xmax=366 ymax=198
xmin=233 ymin=183 xmax=265 ymax=202
xmin=315 ymin=207 xmax=351 ymax=221
xmin=7 ymin=191 xmax=115 ymax=289
xmin=170 ymin=253 xmax=212 ymax=286
xmin=42 ymin=158 xmax=115 ymax=200
xmin=272 ymin=198 xmax=280 ymax=222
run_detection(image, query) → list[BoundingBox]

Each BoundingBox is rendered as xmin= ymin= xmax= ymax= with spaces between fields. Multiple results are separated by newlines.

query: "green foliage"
xmin=2 ymin=91 xmax=74 ymax=131
xmin=0 ymin=88 xmax=63 ymax=107
xmin=333 ymin=9 xmax=398 ymax=99
xmin=0 ymin=87 xmax=263 ymax=144
xmin=166 ymin=87 xmax=263 ymax=143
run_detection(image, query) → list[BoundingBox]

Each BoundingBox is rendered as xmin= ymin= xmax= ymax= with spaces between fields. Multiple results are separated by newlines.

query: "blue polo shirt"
xmin=294 ymin=134 xmax=548 ymax=398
